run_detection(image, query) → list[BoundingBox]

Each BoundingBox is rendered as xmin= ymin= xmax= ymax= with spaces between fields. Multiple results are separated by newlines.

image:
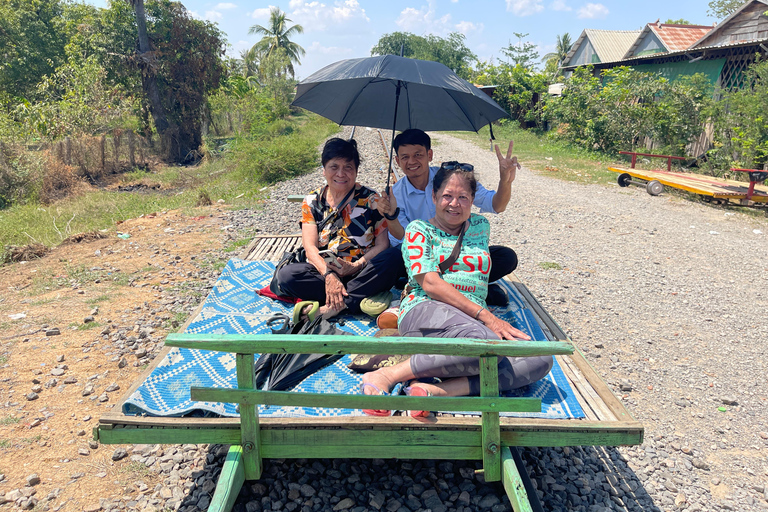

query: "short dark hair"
xmin=393 ymin=129 xmax=431 ymax=153
xmin=433 ymin=164 xmax=477 ymax=199
xmin=322 ymin=138 xmax=360 ymax=168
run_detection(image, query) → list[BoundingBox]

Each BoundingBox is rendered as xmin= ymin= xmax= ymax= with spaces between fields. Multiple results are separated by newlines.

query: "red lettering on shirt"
xmin=406 ymin=232 xmax=426 ymax=244
xmin=407 ymin=245 xmax=423 ymax=260
xmin=462 ymin=255 xmax=475 ymax=272
xmin=410 ymin=262 xmax=422 ymax=274
xmin=477 ymin=255 xmax=491 ymax=275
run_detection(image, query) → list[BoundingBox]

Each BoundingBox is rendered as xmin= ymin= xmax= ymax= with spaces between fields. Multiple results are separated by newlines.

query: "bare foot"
xmin=362 ymin=369 xmax=397 ymax=396
xmin=407 ymin=381 xmax=448 ymax=397
xmin=318 ymin=304 xmax=345 ymax=320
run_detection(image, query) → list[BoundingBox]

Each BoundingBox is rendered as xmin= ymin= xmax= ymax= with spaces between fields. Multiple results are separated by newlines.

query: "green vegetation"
xmin=0 ymin=416 xmax=20 ymax=425
xmin=538 ymin=261 xmax=563 ymax=271
xmin=69 ymin=321 xmax=102 ymax=331
xmin=87 ymin=294 xmax=113 ymax=304
xmin=371 ymin=32 xmax=476 ymax=80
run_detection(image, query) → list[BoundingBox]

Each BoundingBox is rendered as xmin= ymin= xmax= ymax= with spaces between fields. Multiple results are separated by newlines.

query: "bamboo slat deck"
xmin=95 ymin=234 xmax=643 ymax=512
xmin=608 ymin=166 xmax=768 ymax=203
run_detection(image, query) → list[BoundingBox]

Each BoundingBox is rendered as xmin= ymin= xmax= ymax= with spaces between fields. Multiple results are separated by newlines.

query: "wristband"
xmin=383 ymin=207 xmax=400 ymax=221
xmin=323 ymin=268 xmax=337 ymax=278
xmin=474 ymin=306 xmax=485 ymax=320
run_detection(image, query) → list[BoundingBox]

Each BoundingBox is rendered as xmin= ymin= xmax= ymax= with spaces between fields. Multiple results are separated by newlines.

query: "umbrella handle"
xmin=386 ymin=81 xmax=402 ymax=191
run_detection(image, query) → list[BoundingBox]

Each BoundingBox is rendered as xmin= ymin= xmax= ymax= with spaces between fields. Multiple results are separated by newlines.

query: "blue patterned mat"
xmin=123 ymin=259 xmax=584 ymax=419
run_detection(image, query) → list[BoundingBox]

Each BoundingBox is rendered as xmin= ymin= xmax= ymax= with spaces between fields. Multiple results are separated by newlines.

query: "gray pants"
xmin=399 ymin=301 xmax=553 ymax=395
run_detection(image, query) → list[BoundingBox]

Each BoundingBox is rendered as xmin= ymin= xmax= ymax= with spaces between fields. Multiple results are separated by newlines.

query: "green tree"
xmin=473 ymin=61 xmax=550 ymax=128
xmin=500 ymin=33 xmax=539 ymax=70
xmin=708 ymin=59 xmax=768 ymax=169
xmin=664 ymin=18 xmax=693 ymax=24
xmin=248 ymin=7 xmax=305 ymax=78
xmin=707 ymin=0 xmax=743 ymax=19
xmin=0 ymin=0 xmax=68 ymax=100
xmin=541 ymin=33 xmax=573 ymax=79
xmin=371 ymin=32 xmax=476 ymax=79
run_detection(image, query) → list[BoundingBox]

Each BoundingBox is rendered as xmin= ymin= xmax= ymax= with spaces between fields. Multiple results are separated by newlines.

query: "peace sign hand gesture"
xmin=495 ymin=140 xmax=521 ymax=186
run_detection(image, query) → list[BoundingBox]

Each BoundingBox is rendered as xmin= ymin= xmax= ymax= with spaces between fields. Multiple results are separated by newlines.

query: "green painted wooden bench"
xmin=95 ymin=234 xmax=644 ymax=512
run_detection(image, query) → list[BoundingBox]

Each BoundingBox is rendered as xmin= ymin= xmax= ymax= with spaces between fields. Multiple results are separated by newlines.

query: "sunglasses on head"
xmin=440 ymin=161 xmax=474 ymax=172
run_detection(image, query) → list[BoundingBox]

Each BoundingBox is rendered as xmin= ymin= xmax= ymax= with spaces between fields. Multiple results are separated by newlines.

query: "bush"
xmin=546 ymin=66 xmax=711 ymax=156
xmin=706 ymin=58 xmax=768 ymax=170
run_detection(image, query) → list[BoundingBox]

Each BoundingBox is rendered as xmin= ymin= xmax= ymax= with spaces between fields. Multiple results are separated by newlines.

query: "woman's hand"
xmin=478 ymin=309 xmax=531 ymax=340
xmin=331 ymin=257 xmax=363 ymax=277
xmin=324 ymin=273 xmax=348 ymax=311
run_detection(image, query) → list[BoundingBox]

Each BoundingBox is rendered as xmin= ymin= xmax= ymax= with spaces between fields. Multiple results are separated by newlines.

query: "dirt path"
xmin=0 ymin=207 xmax=233 ymax=510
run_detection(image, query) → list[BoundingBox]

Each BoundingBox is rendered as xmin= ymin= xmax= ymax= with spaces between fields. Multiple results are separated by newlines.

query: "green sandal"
xmin=360 ymin=291 xmax=392 ymax=318
xmin=293 ymin=301 xmax=320 ymax=324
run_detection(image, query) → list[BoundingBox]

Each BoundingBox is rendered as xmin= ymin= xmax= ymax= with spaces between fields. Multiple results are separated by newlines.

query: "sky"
xmin=102 ymin=0 xmax=722 ymax=79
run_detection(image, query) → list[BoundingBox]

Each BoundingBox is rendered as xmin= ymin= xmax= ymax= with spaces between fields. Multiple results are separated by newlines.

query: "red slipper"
xmin=405 ymin=385 xmax=431 ymax=418
xmin=361 ymin=382 xmax=392 ymax=417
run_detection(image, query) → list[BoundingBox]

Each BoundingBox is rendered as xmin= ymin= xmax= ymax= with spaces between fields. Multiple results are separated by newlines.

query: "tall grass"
xmin=0 ymin=112 xmax=338 ymax=252
xmin=457 ymin=121 xmax=622 ymax=185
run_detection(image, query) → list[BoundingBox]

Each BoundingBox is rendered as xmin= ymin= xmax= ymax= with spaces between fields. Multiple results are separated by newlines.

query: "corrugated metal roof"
xmin=650 ymin=24 xmax=714 ymax=51
xmin=586 ymin=29 xmax=643 ymax=63
xmin=691 ymin=0 xmax=768 ymax=48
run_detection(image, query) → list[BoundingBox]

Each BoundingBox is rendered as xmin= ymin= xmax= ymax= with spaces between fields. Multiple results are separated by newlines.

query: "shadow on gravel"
xmin=520 ymin=446 xmax=660 ymax=512
xmin=174 ymin=444 xmax=660 ymax=512
xmin=178 ymin=446 xmax=529 ymax=512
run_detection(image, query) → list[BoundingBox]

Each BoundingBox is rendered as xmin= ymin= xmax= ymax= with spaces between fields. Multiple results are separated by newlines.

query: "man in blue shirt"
xmin=375 ymin=129 xmax=519 ymax=304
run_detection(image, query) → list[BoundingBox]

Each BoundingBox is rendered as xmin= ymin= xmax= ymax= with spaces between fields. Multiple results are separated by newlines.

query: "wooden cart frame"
xmin=94 ymin=235 xmax=643 ymax=512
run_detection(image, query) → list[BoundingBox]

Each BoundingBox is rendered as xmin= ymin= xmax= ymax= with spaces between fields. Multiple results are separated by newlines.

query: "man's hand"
xmin=324 ymin=273 xmax=348 ymax=311
xmin=331 ymin=257 xmax=362 ymax=277
xmin=495 ymin=140 xmax=521 ymax=186
xmin=373 ymin=188 xmax=398 ymax=218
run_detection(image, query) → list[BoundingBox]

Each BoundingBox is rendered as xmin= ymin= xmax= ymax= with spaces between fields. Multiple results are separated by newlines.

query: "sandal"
xmin=360 ymin=291 xmax=392 ymax=318
xmin=405 ymin=384 xmax=432 ymax=418
xmin=361 ymin=382 xmax=392 ymax=417
xmin=293 ymin=301 xmax=320 ymax=324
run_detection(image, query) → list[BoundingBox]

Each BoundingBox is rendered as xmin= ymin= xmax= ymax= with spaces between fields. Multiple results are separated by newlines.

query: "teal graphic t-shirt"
xmin=399 ymin=213 xmax=491 ymax=325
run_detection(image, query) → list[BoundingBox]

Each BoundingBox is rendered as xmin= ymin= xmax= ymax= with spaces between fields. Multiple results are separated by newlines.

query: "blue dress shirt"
xmin=389 ymin=166 xmax=496 ymax=246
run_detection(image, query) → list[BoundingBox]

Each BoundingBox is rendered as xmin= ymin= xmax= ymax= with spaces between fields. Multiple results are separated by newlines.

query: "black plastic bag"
xmin=254 ymin=313 xmax=348 ymax=391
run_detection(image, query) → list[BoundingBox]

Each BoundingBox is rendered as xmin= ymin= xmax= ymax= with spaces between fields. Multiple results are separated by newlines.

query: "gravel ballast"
xmin=79 ymin=125 xmax=767 ymax=512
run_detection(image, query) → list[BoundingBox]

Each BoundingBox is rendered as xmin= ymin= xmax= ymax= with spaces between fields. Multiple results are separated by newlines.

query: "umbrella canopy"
xmin=292 ymin=55 xmax=508 ymax=133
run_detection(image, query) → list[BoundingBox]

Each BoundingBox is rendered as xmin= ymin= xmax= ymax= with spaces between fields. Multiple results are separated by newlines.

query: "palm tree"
xmin=541 ymin=33 xmax=573 ymax=79
xmin=248 ymin=7 xmax=305 ymax=78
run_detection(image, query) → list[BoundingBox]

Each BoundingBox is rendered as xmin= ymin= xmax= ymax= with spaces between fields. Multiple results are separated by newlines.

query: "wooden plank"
xmin=209 ymin=446 xmax=245 ymax=512
xmin=567 ymin=346 xmax=639 ymax=425
xmin=261 ymin=445 xmax=482 ymax=460
xmin=480 ymin=356 xmax=501 ymax=482
xmin=236 ymin=353 xmax=262 ymax=480
xmin=509 ymin=447 xmax=545 ymax=512
xmin=165 ymin=333 xmax=574 ymax=358
xmin=190 ymin=387 xmax=541 ymax=413
xmin=96 ymin=420 xmax=643 ymax=448
xmin=554 ymin=355 xmax=599 ymax=421
xmin=501 ymin=446 xmax=533 ymax=512
xmin=559 ymin=355 xmax=616 ymax=421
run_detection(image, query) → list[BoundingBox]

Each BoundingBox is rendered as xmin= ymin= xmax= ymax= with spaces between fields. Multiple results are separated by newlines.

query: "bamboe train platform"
xmin=94 ymin=234 xmax=644 ymax=512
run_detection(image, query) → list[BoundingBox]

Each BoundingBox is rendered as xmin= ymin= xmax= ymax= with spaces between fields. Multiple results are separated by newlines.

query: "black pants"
xmin=391 ymin=244 xmax=518 ymax=283
xmin=275 ymin=246 xmax=402 ymax=314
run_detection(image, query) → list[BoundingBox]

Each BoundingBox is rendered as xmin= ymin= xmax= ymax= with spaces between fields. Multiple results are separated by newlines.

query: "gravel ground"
xmin=23 ymin=126 xmax=761 ymax=512
xmin=213 ymin=125 xmax=768 ymax=512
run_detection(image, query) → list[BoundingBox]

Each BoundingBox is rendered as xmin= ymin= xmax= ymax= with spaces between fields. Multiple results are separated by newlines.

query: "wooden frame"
xmin=94 ymin=235 xmax=643 ymax=512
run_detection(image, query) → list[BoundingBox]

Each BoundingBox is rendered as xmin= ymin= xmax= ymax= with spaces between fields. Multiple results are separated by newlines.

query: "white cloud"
xmin=307 ymin=41 xmax=354 ymax=55
xmin=215 ymin=2 xmax=237 ymax=9
xmin=250 ymin=6 xmax=275 ymax=19
xmin=288 ymin=0 xmax=370 ymax=32
xmin=451 ymin=0 xmax=459 ymax=2
xmin=396 ymin=2 xmax=452 ymax=33
xmin=550 ymin=0 xmax=571 ymax=11
xmin=205 ymin=10 xmax=223 ymax=20
xmin=455 ymin=21 xmax=484 ymax=35
xmin=577 ymin=3 xmax=608 ymax=19
xmin=396 ymin=1 xmax=478 ymax=35
xmin=505 ymin=0 xmax=544 ymax=16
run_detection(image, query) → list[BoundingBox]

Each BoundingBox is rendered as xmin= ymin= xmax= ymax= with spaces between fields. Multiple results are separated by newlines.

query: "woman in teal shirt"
xmin=362 ymin=163 xmax=553 ymax=417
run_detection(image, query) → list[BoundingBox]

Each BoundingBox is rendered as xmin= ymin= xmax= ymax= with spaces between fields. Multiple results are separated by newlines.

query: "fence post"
xmin=113 ymin=131 xmax=122 ymax=169
xmin=128 ymin=131 xmax=136 ymax=168
xmin=65 ymin=137 xmax=72 ymax=165
xmin=100 ymin=136 xmax=106 ymax=171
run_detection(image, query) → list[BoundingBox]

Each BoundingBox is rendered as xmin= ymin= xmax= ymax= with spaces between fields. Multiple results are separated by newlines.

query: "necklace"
xmin=430 ymin=216 xmax=462 ymax=236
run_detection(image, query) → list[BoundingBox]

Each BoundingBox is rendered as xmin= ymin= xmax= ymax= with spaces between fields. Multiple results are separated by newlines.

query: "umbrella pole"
xmin=386 ymin=81 xmax=402 ymax=192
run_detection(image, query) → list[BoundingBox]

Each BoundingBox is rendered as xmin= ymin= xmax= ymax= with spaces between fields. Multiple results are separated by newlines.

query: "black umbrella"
xmin=291 ymin=54 xmax=509 ymax=188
